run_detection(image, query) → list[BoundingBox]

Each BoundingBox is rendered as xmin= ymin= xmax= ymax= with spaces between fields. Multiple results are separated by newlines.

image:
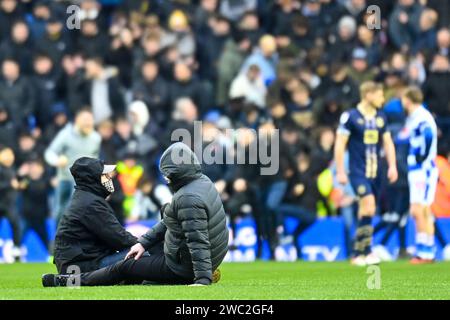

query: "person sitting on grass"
xmin=43 ymin=142 xmax=228 ymax=287
xmin=53 ymin=157 xmax=137 ymax=274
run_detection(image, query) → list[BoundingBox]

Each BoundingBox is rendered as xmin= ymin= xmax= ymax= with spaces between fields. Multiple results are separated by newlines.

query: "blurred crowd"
xmin=0 ymin=0 xmax=450 ymax=259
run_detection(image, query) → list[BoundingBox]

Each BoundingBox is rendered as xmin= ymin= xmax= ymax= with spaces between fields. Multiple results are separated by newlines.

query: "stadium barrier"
xmin=1 ymin=217 xmax=449 ymax=263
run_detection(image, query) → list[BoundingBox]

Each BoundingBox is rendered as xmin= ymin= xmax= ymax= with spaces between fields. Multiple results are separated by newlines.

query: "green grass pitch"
xmin=0 ymin=261 xmax=449 ymax=300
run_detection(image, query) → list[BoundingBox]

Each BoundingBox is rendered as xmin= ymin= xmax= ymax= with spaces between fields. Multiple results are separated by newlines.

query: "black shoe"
xmin=42 ymin=274 xmax=71 ymax=287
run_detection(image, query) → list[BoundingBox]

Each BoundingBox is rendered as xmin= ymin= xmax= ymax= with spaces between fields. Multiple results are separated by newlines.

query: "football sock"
xmin=353 ymin=216 xmax=373 ymax=257
xmin=416 ymin=232 xmax=429 ymax=259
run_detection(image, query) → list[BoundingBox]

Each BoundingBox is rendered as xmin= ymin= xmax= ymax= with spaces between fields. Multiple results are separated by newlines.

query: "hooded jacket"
xmin=54 ymin=157 xmax=137 ymax=274
xmin=138 ymin=143 xmax=229 ymax=284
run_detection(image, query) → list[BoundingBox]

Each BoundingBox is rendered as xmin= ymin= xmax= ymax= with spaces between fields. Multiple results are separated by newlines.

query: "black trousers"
xmin=0 ymin=208 xmax=21 ymax=246
xmin=79 ymin=243 xmax=192 ymax=286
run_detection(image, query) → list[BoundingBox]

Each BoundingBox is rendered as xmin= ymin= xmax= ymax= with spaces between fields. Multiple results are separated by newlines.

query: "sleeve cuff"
xmin=337 ymin=128 xmax=350 ymax=136
xmin=137 ymin=236 xmax=152 ymax=249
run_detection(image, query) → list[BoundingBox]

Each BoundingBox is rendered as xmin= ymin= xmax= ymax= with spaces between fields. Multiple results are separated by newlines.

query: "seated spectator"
xmin=229 ymin=64 xmax=267 ymax=109
xmin=241 ymin=34 xmax=279 ymax=86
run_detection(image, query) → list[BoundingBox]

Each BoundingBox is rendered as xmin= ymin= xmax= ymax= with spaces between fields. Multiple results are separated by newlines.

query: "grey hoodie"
xmin=44 ymin=123 xmax=102 ymax=181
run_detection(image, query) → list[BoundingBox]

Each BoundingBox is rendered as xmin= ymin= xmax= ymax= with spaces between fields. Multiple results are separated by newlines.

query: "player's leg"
xmin=409 ymin=169 xmax=437 ymax=263
xmin=351 ymin=186 xmax=377 ymax=266
xmin=359 ymin=195 xmax=377 ymax=262
xmin=410 ymin=203 xmax=434 ymax=262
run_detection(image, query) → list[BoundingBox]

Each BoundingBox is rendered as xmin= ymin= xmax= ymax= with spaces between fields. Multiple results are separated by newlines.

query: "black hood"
xmin=70 ymin=157 xmax=110 ymax=198
xmin=159 ymin=142 xmax=202 ymax=192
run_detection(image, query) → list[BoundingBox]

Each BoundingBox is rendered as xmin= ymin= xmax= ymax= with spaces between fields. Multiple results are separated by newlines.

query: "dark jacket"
xmin=0 ymin=76 xmax=36 ymax=126
xmin=54 ymin=157 xmax=137 ymax=274
xmin=422 ymin=71 xmax=450 ymax=117
xmin=138 ymin=143 xmax=228 ymax=285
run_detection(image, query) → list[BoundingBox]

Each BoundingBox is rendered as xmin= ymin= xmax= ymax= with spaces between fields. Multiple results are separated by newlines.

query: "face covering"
xmin=101 ymin=176 xmax=115 ymax=194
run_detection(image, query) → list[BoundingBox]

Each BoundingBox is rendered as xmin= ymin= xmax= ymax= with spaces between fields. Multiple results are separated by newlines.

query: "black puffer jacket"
xmin=54 ymin=157 xmax=137 ymax=274
xmin=138 ymin=143 xmax=229 ymax=285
